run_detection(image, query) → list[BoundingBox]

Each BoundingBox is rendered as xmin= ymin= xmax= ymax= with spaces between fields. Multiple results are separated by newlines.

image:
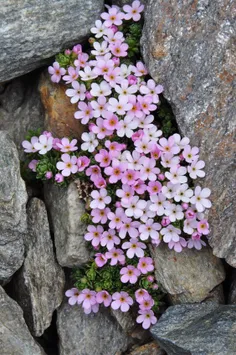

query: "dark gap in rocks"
xmin=222 ymin=260 xmax=234 ymax=304
xmin=36 ymin=311 xmax=59 ymax=355
xmin=156 ymin=94 xmax=179 ymax=137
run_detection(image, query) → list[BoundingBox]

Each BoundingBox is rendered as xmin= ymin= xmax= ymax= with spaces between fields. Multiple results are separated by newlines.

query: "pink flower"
xmin=135 ymin=289 xmax=150 ymax=304
xmin=101 ymin=229 xmax=120 ymax=250
xmin=95 ymin=149 xmax=111 ymax=167
xmin=136 ymin=309 xmax=157 ymax=329
xmin=62 ymin=66 xmax=79 ymax=84
xmin=91 ymin=207 xmax=110 ymax=224
xmin=56 ymin=138 xmax=78 ymax=152
xmin=197 ymin=219 xmax=210 ymax=235
xmin=161 ymin=216 xmax=171 ymax=227
xmin=94 ymin=177 xmax=107 ymax=189
xmin=118 ymin=216 xmax=140 ymax=239
xmin=72 ymin=44 xmax=82 ymax=54
xmin=134 ymin=136 xmax=154 ymax=154
xmin=96 ymin=291 xmax=112 ymax=307
xmin=121 ymin=169 xmax=140 ymax=185
xmin=147 ymin=181 xmax=162 ymax=195
xmin=123 ymin=1 xmax=144 ymax=21
xmin=55 ymin=173 xmax=64 ymax=183
xmin=139 ymin=296 xmax=154 ymax=310
xmin=127 ymin=74 xmax=137 ymax=85
xmin=137 ymin=257 xmax=154 ymax=274
xmin=77 ymin=289 xmax=97 ymax=310
xmin=137 ymin=95 xmax=157 ymax=115
xmin=104 ymin=67 xmax=122 ymax=87
xmin=122 ymin=238 xmax=146 ymax=259
xmin=120 ymin=265 xmax=141 ymax=284
xmin=92 ymin=118 xmax=113 ymax=140
xmin=188 ymin=232 xmax=206 ymax=250
xmin=95 ymin=253 xmax=107 ymax=267
xmin=66 ymin=81 xmax=86 ymax=103
xmin=105 ymin=248 xmax=125 ymax=266
xmin=105 ymin=140 xmax=126 ymax=157
xmin=56 ymin=154 xmax=78 ymax=177
xmin=45 ymin=171 xmax=53 ymax=179
xmin=190 ymin=186 xmax=212 ymax=212
xmin=139 ymin=219 xmax=161 ymax=241
xmin=110 ymin=41 xmax=129 ymax=57
xmin=188 ymin=159 xmax=205 ymax=179
xmin=74 ymin=52 xmax=89 ymax=68
xmin=74 ymin=102 xmax=93 ymax=124
xmin=90 ymin=189 xmax=111 ymax=210
xmin=77 ymin=156 xmax=90 ymax=172
xmin=101 ymin=7 xmax=124 ymax=27
xmin=65 ymin=288 xmax=80 ymax=305
xmin=52 ymin=138 xmax=61 ymax=151
xmin=140 ymin=80 xmax=163 ymax=103
xmin=139 ymin=157 xmax=160 ymax=181
xmin=111 ymin=291 xmax=133 ymax=312
xmin=94 ymin=57 xmax=115 ymax=76
xmin=132 ymin=61 xmax=148 ymax=77
xmin=104 ymin=161 xmax=125 ymax=184
xmin=86 ymin=165 xmax=101 ymax=182
xmin=103 ymin=113 xmax=119 ymax=131
xmin=107 ymin=208 xmax=125 ymax=229
xmin=133 ymin=179 xmax=147 ymax=194
xmin=168 ymin=237 xmax=187 ymax=252
xmin=185 ymin=209 xmax=196 ymax=219
xmin=28 ymin=159 xmax=38 ymax=172
xmin=22 ymin=136 xmax=39 ymax=153
xmin=116 ymin=184 xmax=134 ymax=204
xmin=158 ymin=136 xmax=180 ymax=155
xmin=48 ymin=62 xmax=66 ymax=83
xmin=84 ymin=225 xmax=104 ymax=247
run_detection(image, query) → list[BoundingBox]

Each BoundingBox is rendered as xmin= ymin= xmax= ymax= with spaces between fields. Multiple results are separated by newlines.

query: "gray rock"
xmin=0 ymin=0 xmax=104 ymax=82
xmin=14 ymin=198 xmax=65 ymax=337
xmin=0 ymin=131 xmax=27 ymax=283
xmin=151 ymin=304 xmax=236 ymax=355
xmin=228 ymin=270 xmax=236 ymax=304
xmin=57 ymin=299 xmax=131 ymax=355
xmin=44 ymin=182 xmax=91 ymax=267
xmin=150 ymin=244 xmax=225 ymax=304
xmin=0 ymin=286 xmax=45 ymax=355
xmin=112 ymin=0 xmax=148 ymax=7
xmin=142 ymin=0 xmax=236 ymax=267
xmin=0 ymin=72 xmax=44 ymax=157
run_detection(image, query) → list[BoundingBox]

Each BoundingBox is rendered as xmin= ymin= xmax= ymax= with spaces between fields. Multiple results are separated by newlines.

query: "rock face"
xmin=150 ymin=244 xmax=225 ymax=304
xmin=39 ymin=71 xmax=85 ymax=139
xmin=128 ymin=342 xmax=165 ymax=355
xmin=0 ymin=131 xmax=27 ymax=283
xmin=14 ymin=198 xmax=65 ymax=337
xmin=0 ymin=72 xmax=44 ymax=156
xmin=0 ymin=286 xmax=45 ymax=355
xmin=142 ymin=0 xmax=236 ymax=267
xmin=151 ymin=304 xmax=236 ymax=355
xmin=44 ymin=182 xmax=91 ymax=267
xmin=57 ymin=299 xmax=131 ymax=355
xmin=0 ymin=0 xmax=104 ymax=83
xmin=228 ymin=270 xmax=236 ymax=304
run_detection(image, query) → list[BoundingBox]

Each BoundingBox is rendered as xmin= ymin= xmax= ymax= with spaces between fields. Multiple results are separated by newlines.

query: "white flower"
xmin=183 ymin=219 xmax=198 ymax=235
xmin=115 ymin=79 xmax=138 ymax=101
xmin=81 ymin=132 xmax=98 ymax=153
xmin=91 ymin=41 xmax=110 ymax=56
xmin=174 ymin=184 xmax=193 ymax=203
xmin=122 ymin=150 xmax=142 ymax=170
xmin=90 ymin=20 xmax=108 ymax=38
xmin=164 ymin=203 xmax=184 ymax=222
xmin=117 ymin=116 xmax=139 ymax=138
xmin=160 ymin=225 xmax=181 ymax=243
xmin=91 ymin=81 xmax=112 ymax=97
xmin=161 ymin=153 xmax=179 ymax=168
xmin=79 ymin=66 xmax=98 ymax=81
xmin=143 ymin=125 xmax=162 ymax=142
xmin=65 ymin=82 xmax=86 ymax=103
xmin=34 ymin=135 xmax=53 ymax=155
xmin=188 ymin=160 xmax=205 ymax=179
xmin=139 ymin=219 xmax=161 ymax=241
xmin=149 ymin=193 xmax=166 ymax=216
xmin=123 ymin=196 xmax=147 ymax=219
xmin=172 ymin=133 xmax=190 ymax=150
xmin=90 ymin=189 xmax=111 ymax=210
xmin=190 ymin=186 xmax=212 ymax=212
xmin=162 ymin=182 xmax=180 ymax=199
xmin=140 ymin=200 xmax=156 ymax=223
xmin=165 ymin=166 xmax=187 ymax=184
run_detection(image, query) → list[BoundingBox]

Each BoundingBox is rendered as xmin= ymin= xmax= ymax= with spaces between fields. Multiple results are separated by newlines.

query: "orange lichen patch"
xmin=39 ymin=72 xmax=85 ymax=140
xmin=152 ymin=44 xmax=167 ymax=59
xmin=218 ymin=70 xmax=235 ymax=84
xmin=128 ymin=341 xmax=164 ymax=355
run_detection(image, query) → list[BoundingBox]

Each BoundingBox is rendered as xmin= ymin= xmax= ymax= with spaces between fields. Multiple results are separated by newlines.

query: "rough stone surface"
xmin=14 ymin=198 xmax=65 ymax=337
xmin=112 ymin=0 xmax=148 ymax=7
xmin=0 ymin=131 xmax=27 ymax=283
xmin=0 ymin=286 xmax=45 ymax=355
xmin=150 ymin=244 xmax=225 ymax=304
xmin=57 ymin=299 xmax=131 ymax=355
xmin=228 ymin=270 xmax=236 ymax=304
xmin=142 ymin=0 xmax=236 ymax=267
xmin=151 ymin=304 xmax=236 ymax=355
xmin=39 ymin=71 xmax=85 ymax=140
xmin=128 ymin=342 xmax=165 ymax=355
xmin=0 ymin=72 xmax=44 ymax=156
xmin=44 ymin=181 xmax=91 ymax=267
xmin=0 ymin=0 xmax=104 ymax=82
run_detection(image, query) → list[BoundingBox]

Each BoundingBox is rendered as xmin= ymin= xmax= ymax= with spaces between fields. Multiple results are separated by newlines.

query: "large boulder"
xmin=57 ymin=299 xmax=132 ymax=355
xmin=44 ymin=182 xmax=91 ymax=267
xmin=39 ymin=71 xmax=85 ymax=140
xmin=0 ymin=131 xmax=27 ymax=283
xmin=142 ymin=0 xmax=236 ymax=267
xmin=13 ymin=198 xmax=65 ymax=337
xmin=150 ymin=244 xmax=225 ymax=304
xmin=151 ymin=304 xmax=236 ymax=355
xmin=0 ymin=286 xmax=45 ymax=355
xmin=0 ymin=0 xmax=104 ymax=83
xmin=0 ymin=72 xmax=44 ymax=156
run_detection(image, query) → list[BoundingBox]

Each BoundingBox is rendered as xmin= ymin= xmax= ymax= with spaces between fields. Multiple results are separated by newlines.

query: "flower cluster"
xmin=22 ymin=1 xmax=212 ymax=329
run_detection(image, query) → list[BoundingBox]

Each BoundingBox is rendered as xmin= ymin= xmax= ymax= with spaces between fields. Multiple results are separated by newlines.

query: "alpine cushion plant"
xmin=21 ymin=1 xmax=212 ymax=329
